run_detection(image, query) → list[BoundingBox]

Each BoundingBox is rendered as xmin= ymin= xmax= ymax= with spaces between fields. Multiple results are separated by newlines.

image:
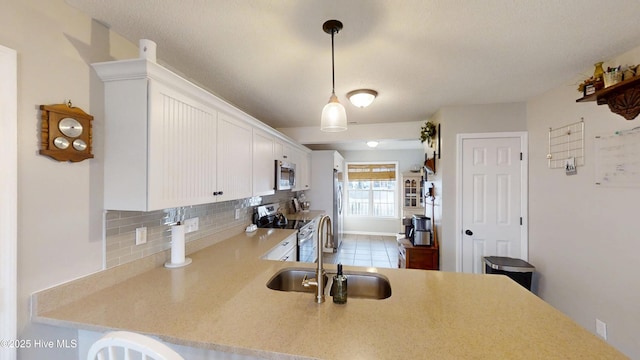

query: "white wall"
xmin=0 ymin=1 xmax=137 ymax=358
xmin=527 ymin=48 xmax=640 ymax=358
xmin=4 ymin=0 xmax=639 ymax=358
xmin=436 ymin=103 xmax=527 ymax=272
xmin=341 ymin=149 xmax=424 ymax=234
xmin=0 ymin=43 xmax=18 ymax=360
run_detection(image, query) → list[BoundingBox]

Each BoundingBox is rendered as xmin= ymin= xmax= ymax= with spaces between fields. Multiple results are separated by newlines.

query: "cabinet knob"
xmin=465 ymin=229 xmax=473 ymax=236
xmin=213 ymin=191 xmax=223 ymax=196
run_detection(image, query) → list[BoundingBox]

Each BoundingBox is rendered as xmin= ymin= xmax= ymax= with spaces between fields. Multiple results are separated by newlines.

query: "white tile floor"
xmin=323 ymin=233 xmax=399 ymax=268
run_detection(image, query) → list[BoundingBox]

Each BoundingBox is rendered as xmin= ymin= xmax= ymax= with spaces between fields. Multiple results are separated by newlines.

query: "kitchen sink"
xmin=266 ymin=268 xmax=328 ymax=293
xmin=266 ymin=267 xmax=392 ymax=300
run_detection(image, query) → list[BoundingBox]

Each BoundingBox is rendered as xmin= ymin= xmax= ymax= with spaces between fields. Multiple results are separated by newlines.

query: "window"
xmin=346 ymin=163 xmax=397 ymax=217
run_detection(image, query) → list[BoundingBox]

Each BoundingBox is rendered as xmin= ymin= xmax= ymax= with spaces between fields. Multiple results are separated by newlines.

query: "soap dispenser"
xmin=332 ymin=263 xmax=348 ymax=304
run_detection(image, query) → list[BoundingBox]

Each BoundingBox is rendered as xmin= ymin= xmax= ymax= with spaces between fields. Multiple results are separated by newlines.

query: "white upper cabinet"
xmin=252 ymin=128 xmax=275 ymax=196
xmin=95 ymin=64 xmax=220 ymax=211
xmin=94 ymin=58 xmax=307 ymax=211
xmin=274 ymin=139 xmax=293 ymax=162
xmin=216 ymin=112 xmax=253 ymax=201
xmin=292 ymin=148 xmax=311 ymax=191
xmin=333 ymin=151 xmax=344 ymax=171
xmin=147 ymin=80 xmax=218 ymax=210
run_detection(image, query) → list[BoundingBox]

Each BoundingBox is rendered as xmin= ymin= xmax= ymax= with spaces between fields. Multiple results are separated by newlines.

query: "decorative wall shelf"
xmin=576 ymin=76 xmax=640 ymax=120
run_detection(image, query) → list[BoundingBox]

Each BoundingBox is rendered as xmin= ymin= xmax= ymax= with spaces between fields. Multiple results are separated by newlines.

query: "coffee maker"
xmin=411 ymin=215 xmax=432 ymax=246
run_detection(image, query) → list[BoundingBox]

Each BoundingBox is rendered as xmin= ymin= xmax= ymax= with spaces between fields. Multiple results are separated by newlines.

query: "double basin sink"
xmin=266 ymin=267 xmax=392 ymax=300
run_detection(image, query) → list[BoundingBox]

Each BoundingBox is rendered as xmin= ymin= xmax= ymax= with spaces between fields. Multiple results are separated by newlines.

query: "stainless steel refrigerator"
xmin=307 ymin=150 xmax=344 ymax=252
xmin=333 ymin=168 xmax=343 ymax=251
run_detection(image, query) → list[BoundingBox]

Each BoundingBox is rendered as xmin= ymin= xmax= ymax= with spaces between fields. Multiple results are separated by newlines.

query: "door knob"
xmin=465 ymin=229 xmax=473 ymax=236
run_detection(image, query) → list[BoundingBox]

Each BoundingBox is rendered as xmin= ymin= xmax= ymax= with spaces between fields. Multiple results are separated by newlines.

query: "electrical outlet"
xmin=235 ymin=209 xmax=241 ymax=220
xmin=596 ymin=319 xmax=607 ymax=340
xmin=135 ymin=227 xmax=147 ymax=245
xmin=184 ymin=217 xmax=199 ymax=233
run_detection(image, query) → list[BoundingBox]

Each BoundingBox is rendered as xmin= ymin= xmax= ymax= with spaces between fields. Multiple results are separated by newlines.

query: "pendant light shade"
xmin=321 ymin=93 xmax=347 ymax=132
xmin=320 ymin=20 xmax=347 ymax=132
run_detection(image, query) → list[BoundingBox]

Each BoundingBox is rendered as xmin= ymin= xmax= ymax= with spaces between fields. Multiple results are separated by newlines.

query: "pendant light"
xmin=320 ymin=20 xmax=347 ymax=132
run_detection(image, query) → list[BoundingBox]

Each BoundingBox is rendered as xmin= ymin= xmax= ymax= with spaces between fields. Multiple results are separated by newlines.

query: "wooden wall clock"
xmin=39 ymin=102 xmax=94 ymax=162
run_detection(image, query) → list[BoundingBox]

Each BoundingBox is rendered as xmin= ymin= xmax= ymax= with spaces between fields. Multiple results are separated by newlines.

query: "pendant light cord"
xmin=331 ymin=28 xmax=336 ymax=95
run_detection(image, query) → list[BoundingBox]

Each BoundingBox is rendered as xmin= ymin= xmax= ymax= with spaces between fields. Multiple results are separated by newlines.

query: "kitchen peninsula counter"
xmin=285 ymin=210 xmax=324 ymax=221
xmin=33 ymin=229 xmax=626 ymax=359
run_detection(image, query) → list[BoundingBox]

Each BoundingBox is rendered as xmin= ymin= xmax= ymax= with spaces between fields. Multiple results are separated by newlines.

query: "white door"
xmin=457 ymin=132 xmax=528 ymax=274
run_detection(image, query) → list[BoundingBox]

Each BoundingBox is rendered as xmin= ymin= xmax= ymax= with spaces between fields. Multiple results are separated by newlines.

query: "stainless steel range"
xmin=254 ymin=203 xmax=317 ymax=263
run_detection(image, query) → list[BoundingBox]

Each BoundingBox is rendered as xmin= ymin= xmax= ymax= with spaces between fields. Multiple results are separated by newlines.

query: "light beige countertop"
xmin=285 ymin=210 xmax=324 ymax=221
xmin=34 ymin=228 xmax=626 ymax=359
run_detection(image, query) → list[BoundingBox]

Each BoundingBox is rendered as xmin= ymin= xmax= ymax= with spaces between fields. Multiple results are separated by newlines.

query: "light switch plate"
xmin=135 ymin=227 xmax=147 ymax=245
xmin=596 ymin=319 xmax=607 ymax=340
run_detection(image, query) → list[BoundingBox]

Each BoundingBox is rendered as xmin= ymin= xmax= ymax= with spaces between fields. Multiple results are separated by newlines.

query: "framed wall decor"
xmin=39 ymin=102 xmax=94 ymax=162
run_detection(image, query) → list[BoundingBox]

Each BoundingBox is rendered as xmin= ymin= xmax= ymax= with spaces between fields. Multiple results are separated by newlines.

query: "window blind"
xmin=347 ymin=164 xmax=396 ymax=181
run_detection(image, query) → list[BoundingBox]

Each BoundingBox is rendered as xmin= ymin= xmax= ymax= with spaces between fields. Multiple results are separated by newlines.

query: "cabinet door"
xmin=402 ymin=174 xmax=424 ymax=210
xmin=274 ymin=139 xmax=292 ymax=161
xmin=217 ymin=112 xmax=252 ymax=201
xmin=296 ymin=151 xmax=311 ymax=190
xmin=252 ymin=128 xmax=275 ymax=196
xmin=147 ymin=80 xmax=218 ymax=210
xmin=262 ymin=233 xmax=297 ymax=260
xmin=333 ymin=151 xmax=344 ymax=171
xmin=407 ymin=248 xmax=439 ymax=270
xmin=304 ymin=151 xmax=312 ymax=190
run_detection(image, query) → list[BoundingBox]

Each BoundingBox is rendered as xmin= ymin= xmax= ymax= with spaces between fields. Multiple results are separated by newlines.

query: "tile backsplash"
xmin=104 ymin=191 xmax=295 ymax=268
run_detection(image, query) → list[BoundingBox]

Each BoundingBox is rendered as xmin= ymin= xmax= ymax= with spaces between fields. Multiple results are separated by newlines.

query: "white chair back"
xmin=87 ymin=331 xmax=184 ymax=360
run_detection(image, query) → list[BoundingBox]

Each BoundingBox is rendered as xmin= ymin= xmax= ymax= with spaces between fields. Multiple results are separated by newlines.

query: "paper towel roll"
xmin=170 ymin=224 xmax=185 ymax=264
xmin=139 ymin=39 xmax=157 ymax=62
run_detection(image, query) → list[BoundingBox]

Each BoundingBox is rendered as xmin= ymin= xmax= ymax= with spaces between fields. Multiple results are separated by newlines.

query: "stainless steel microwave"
xmin=275 ymin=160 xmax=296 ymax=190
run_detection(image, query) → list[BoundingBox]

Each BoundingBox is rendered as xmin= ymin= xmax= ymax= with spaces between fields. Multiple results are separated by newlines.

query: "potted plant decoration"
xmin=420 ymin=121 xmax=437 ymax=147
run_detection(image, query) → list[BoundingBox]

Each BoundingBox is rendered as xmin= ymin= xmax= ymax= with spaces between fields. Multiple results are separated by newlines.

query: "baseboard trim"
xmin=343 ymin=231 xmax=400 ymax=237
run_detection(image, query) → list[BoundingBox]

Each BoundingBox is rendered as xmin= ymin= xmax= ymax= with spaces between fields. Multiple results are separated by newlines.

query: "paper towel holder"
xmin=165 ymin=257 xmax=192 ymax=268
xmin=164 ymin=224 xmax=192 ymax=268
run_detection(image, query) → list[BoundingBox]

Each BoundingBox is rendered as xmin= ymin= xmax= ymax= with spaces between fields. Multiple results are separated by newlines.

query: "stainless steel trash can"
xmin=483 ymin=256 xmax=535 ymax=291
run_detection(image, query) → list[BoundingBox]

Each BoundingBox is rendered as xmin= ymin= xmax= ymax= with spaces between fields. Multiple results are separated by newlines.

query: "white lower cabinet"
xmin=262 ymin=233 xmax=297 ymax=261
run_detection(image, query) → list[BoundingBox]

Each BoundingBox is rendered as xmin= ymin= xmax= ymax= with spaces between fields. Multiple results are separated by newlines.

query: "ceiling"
xmin=66 ymin=0 xmax=640 ymax=150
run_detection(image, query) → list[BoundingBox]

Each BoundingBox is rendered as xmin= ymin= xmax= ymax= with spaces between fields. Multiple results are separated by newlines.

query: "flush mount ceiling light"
xmin=366 ymin=141 xmax=379 ymax=148
xmin=320 ymin=20 xmax=347 ymax=132
xmin=347 ymin=89 xmax=378 ymax=108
